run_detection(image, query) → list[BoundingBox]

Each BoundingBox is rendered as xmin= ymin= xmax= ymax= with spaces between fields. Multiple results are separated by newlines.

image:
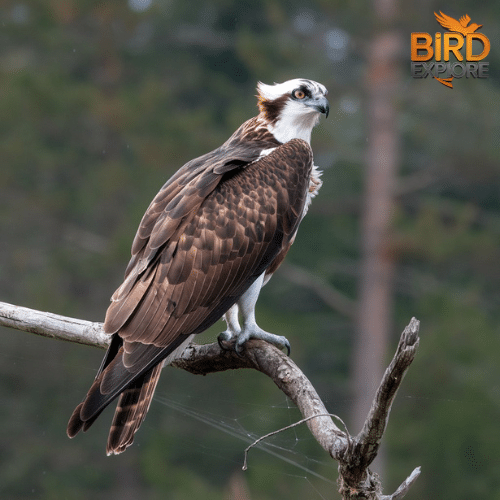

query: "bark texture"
xmin=0 ymin=300 xmax=420 ymax=499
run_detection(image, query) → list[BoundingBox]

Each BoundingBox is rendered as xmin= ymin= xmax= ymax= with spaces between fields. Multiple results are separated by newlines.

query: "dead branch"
xmin=0 ymin=300 xmax=421 ymax=499
xmin=0 ymin=301 xmax=109 ymax=348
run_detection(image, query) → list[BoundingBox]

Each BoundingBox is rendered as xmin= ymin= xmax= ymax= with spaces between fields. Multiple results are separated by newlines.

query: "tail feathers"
xmin=106 ymin=363 xmax=163 ymax=455
xmin=67 ymin=363 xmax=163 ymax=454
xmin=67 ymin=334 xmax=194 ymax=453
xmin=67 ymin=399 xmax=106 ymax=437
xmin=66 ymin=347 xmax=129 ymax=439
xmin=66 ymin=374 xmax=113 ymax=438
xmin=67 ymin=402 xmax=85 ymax=437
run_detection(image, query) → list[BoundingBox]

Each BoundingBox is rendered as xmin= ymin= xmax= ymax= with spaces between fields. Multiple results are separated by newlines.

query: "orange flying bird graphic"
xmin=434 ymin=11 xmax=483 ymax=36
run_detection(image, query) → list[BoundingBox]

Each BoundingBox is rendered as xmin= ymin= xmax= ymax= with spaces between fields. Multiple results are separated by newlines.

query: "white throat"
xmin=266 ymin=101 xmax=320 ymax=144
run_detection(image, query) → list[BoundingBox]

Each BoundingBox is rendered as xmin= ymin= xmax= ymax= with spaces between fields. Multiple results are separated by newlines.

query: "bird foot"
xmin=217 ymin=329 xmax=240 ymax=351
xmin=233 ymin=324 xmax=291 ymax=356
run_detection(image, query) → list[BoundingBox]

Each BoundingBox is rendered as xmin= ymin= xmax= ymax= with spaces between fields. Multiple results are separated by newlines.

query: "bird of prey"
xmin=434 ymin=11 xmax=482 ymax=36
xmin=67 ymin=79 xmax=329 ymax=455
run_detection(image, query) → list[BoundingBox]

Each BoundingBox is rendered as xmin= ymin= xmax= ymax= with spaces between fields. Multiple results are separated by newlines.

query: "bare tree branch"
xmin=337 ymin=318 xmax=420 ymax=499
xmin=0 ymin=300 xmax=421 ymax=499
xmin=0 ymin=301 xmax=109 ymax=348
xmin=381 ymin=466 xmax=421 ymax=500
xmin=355 ymin=318 xmax=420 ymax=467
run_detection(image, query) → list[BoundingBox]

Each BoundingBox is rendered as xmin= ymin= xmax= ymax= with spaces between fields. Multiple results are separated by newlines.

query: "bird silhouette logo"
xmin=434 ymin=12 xmax=483 ymax=36
xmin=432 ymin=12 xmax=485 ymax=88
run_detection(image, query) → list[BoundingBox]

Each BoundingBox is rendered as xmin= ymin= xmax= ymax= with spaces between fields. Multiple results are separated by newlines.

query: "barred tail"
xmin=106 ymin=363 xmax=163 ymax=455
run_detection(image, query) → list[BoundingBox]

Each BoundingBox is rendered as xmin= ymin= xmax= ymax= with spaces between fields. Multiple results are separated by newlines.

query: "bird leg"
xmin=219 ymin=303 xmax=241 ymax=343
xmin=219 ymin=273 xmax=291 ymax=355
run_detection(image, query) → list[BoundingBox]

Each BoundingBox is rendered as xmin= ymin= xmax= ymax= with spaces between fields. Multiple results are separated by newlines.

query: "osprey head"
xmin=257 ymin=79 xmax=329 ymax=144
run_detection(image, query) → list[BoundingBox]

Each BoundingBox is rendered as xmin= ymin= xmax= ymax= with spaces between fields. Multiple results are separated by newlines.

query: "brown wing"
xmin=68 ymin=138 xmax=313 ymax=447
xmin=106 ymin=117 xmax=280 ymax=305
xmin=106 ymin=138 xmax=312 ymax=346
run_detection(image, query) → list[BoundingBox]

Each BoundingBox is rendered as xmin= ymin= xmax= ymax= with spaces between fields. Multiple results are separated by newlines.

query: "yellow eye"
xmin=293 ymin=89 xmax=306 ymax=99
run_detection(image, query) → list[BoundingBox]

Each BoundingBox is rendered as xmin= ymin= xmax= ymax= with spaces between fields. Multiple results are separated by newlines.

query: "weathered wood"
xmin=338 ymin=318 xmax=420 ymax=499
xmin=0 ymin=300 xmax=421 ymax=499
xmin=0 ymin=301 xmax=109 ymax=349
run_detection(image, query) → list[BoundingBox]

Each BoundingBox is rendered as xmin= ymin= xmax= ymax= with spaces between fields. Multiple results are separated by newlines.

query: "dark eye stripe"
xmin=297 ymin=80 xmax=327 ymax=96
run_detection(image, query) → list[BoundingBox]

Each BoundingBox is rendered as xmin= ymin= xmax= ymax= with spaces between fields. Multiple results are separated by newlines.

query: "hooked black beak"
xmin=309 ymin=96 xmax=330 ymax=118
xmin=322 ymin=100 xmax=330 ymax=118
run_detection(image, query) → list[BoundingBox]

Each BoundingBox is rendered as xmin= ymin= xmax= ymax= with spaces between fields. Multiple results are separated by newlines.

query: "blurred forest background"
xmin=1 ymin=0 xmax=499 ymax=499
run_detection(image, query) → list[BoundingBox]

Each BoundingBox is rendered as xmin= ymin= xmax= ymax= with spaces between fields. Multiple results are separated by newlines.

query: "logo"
xmin=411 ymin=12 xmax=490 ymax=88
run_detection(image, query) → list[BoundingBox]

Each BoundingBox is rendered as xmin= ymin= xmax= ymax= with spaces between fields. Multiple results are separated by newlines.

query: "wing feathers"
xmin=104 ymin=265 xmax=158 ymax=334
xmin=69 ymin=134 xmax=314 ymax=452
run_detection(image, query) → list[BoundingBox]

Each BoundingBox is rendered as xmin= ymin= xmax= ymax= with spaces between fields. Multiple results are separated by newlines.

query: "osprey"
xmin=67 ymin=79 xmax=329 ymax=455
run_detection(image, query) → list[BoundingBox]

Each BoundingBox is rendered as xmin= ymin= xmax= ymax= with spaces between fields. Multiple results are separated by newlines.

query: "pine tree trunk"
xmin=352 ymin=0 xmax=401 ymax=477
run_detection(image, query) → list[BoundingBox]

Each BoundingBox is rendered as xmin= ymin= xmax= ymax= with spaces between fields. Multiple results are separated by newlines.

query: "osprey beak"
xmin=308 ymin=96 xmax=330 ymax=118
xmin=318 ymin=96 xmax=330 ymax=118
